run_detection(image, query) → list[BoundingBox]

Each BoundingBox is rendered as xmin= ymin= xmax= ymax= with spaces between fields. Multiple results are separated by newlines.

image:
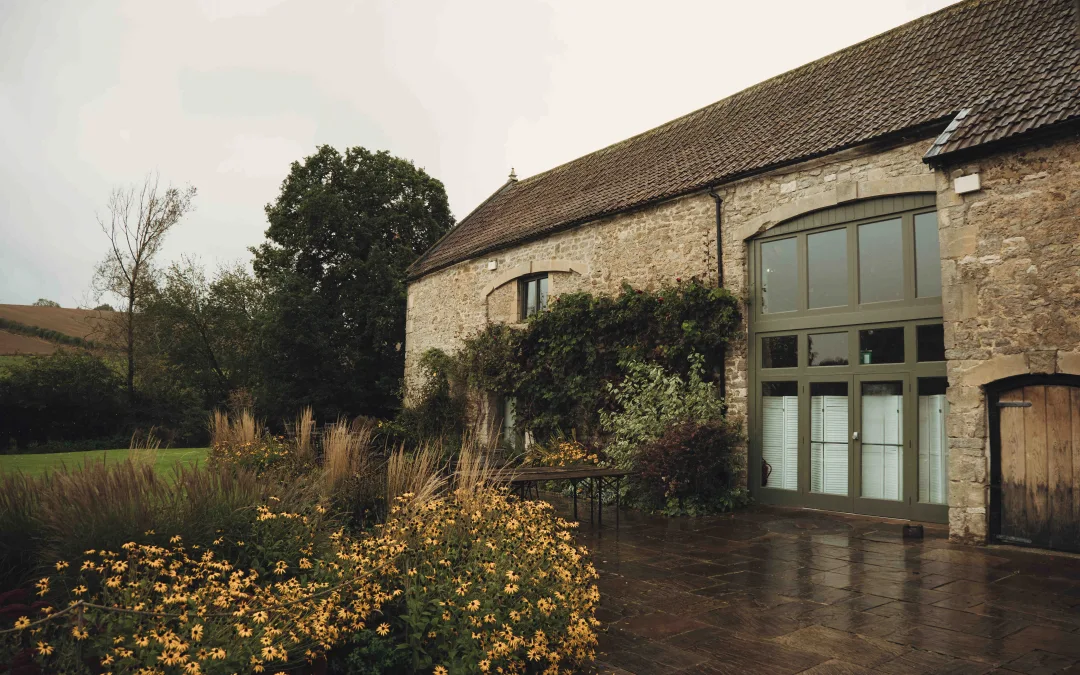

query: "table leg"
xmin=572 ymin=479 xmax=579 ymax=521
xmin=598 ymin=477 xmax=603 ymax=529
xmin=616 ymin=476 xmax=620 ymax=531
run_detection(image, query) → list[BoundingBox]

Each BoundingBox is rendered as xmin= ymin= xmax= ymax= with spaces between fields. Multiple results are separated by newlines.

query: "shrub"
xmin=206 ymin=409 xmax=298 ymax=476
xmin=396 ymin=349 xmax=468 ymax=447
xmin=0 ymin=350 xmax=125 ymax=450
xmin=599 ymin=353 xmax=725 ymax=470
xmin=2 ymin=496 xmax=399 ymax=674
xmin=378 ymin=489 xmax=600 ymax=674
xmin=632 ymin=419 xmax=749 ymax=516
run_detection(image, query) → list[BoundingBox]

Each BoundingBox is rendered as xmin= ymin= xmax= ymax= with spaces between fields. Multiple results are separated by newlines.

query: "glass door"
xmin=802 ymin=376 xmax=854 ymax=513
xmin=854 ymin=374 xmax=912 ymax=519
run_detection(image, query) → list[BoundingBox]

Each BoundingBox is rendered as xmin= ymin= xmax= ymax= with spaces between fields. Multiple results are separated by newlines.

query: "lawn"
xmin=0 ymin=447 xmax=209 ymax=477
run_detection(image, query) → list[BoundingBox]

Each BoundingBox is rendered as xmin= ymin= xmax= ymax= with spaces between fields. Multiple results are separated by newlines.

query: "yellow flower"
xmin=191 ymin=624 xmax=203 ymax=641
xmin=36 ymin=641 xmax=54 ymax=656
xmin=72 ymin=626 xmax=89 ymax=640
xmin=434 ymin=667 xmax=448 ymax=675
xmin=14 ymin=616 xmax=30 ymax=630
xmin=376 ymin=623 xmax=390 ymax=636
xmin=54 ymin=560 xmax=69 ymax=571
xmin=73 ymin=585 xmax=87 ymax=596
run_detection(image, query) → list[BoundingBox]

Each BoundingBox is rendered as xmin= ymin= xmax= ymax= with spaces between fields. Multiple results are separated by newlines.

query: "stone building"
xmin=405 ymin=0 xmax=1080 ymax=547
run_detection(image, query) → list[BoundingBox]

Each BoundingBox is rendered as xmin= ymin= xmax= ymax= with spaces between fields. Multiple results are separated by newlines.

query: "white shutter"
xmin=763 ymin=395 xmax=798 ymax=491
xmin=861 ymin=393 xmax=903 ymax=501
xmin=919 ymin=394 xmax=948 ymax=504
xmin=811 ymin=395 xmax=849 ymax=496
xmin=783 ymin=396 xmax=799 ymax=490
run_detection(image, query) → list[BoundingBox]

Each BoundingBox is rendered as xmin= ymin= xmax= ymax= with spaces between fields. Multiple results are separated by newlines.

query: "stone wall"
xmin=404 ymin=193 xmax=718 ymax=397
xmin=936 ymin=133 xmax=1080 ymax=543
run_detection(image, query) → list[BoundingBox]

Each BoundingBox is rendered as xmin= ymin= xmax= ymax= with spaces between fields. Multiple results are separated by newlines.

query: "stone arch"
xmin=733 ymin=173 xmax=937 ymax=241
xmin=479 ymin=258 xmax=590 ymax=300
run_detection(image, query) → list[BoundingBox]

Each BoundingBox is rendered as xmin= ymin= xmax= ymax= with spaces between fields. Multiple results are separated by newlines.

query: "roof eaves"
xmin=923 ymin=108 xmax=972 ymax=160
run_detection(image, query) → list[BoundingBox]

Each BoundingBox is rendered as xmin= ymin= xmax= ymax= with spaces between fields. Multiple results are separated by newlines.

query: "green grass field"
xmin=0 ymin=447 xmax=209 ymax=477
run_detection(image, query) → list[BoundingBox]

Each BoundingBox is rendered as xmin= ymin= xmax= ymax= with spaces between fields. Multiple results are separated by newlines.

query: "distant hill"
xmin=0 ymin=304 xmax=119 ymax=356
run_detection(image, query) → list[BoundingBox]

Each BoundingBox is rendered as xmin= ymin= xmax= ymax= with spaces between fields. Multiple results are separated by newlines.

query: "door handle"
xmin=852 ymin=431 xmax=859 ymax=441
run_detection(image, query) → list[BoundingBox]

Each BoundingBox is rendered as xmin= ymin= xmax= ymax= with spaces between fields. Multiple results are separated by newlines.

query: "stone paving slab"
xmin=561 ymin=502 xmax=1080 ymax=675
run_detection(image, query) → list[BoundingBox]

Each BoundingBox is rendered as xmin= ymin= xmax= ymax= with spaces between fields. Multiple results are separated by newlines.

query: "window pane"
xmin=918 ymin=378 xmax=948 ymax=505
xmin=762 ymin=381 xmax=798 ymax=490
xmin=915 ymin=212 xmax=942 ymax=298
xmin=861 ymin=381 xmax=904 ymax=501
xmin=858 ymin=218 xmax=904 ymax=304
xmin=762 ymin=335 xmax=798 ymax=368
xmin=537 ymin=276 xmax=549 ymax=312
xmin=525 ymin=279 xmax=538 ymax=318
xmin=858 ymin=327 xmax=904 ymax=364
xmin=808 ymin=228 xmax=848 ymax=308
xmin=761 ymin=238 xmax=798 ymax=313
xmin=811 ymin=382 xmax=848 ymax=496
xmin=917 ymin=324 xmax=946 ymax=362
xmin=809 ymin=332 xmax=849 ymax=366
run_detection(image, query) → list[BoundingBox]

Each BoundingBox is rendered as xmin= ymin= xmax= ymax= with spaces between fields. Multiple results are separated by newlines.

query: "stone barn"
xmin=404 ymin=0 xmax=1080 ymax=547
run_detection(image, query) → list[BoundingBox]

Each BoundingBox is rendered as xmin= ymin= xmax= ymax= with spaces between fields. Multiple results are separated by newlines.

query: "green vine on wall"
xmin=457 ymin=278 xmax=741 ymax=440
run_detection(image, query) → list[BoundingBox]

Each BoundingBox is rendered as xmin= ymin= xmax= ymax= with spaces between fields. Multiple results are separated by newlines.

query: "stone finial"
xmin=508 ymin=168 xmax=518 ymax=182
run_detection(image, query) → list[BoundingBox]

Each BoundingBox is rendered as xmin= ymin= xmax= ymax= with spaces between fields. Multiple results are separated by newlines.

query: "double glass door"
xmin=760 ymin=373 xmax=940 ymax=520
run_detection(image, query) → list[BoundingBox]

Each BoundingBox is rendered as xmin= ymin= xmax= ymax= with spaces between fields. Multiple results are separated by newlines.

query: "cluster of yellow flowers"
xmin=207 ymin=437 xmax=293 ymax=475
xmin=5 ymin=500 xmax=401 ymax=674
xmin=526 ymin=439 xmax=600 ymax=468
xmin=383 ymin=488 xmax=600 ymax=674
xmin=4 ymin=488 xmax=601 ymax=674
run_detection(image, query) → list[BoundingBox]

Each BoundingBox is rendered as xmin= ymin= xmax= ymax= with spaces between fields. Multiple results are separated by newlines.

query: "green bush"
xmin=599 ymin=353 xmax=725 ymax=470
xmin=459 ymin=278 xmax=739 ymax=440
xmin=0 ymin=350 xmax=125 ymax=450
xmin=632 ymin=419 xmax=749 ymax=516
xmin=396 ymin=349 xmax=468 ymax=447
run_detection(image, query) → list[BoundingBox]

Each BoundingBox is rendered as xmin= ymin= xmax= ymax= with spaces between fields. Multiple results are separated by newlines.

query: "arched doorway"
xmin=989 ymin=375 xmax=1080 ymax=552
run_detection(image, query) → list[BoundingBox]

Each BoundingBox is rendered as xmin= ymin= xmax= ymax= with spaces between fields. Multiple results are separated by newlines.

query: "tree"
xmin=139 ymin=257 xmax=265 ymax=409
xmin=252 ymin=146 xmax=453 ymax=420
xmin=93 ymin=173 xmax=196 ymax=401
xmin=93 ymin=303 xmax=115 ymax=311
xmin=32 ymin=298 xmax=60 ymax=307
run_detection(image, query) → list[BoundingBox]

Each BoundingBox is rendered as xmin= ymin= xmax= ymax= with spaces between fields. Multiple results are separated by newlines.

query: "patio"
xmin=563 ymin=503 xmax=1080 ymax=674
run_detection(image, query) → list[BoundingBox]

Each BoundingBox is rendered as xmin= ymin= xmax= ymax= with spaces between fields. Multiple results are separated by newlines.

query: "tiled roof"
xmin=409 ymin=0 xmax=1080 ymax=280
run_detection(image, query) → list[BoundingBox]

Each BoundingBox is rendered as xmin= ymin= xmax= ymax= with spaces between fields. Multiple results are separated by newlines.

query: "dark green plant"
xmin=631 ymin=418 xmax=749 ymax=516
xmin=0 ymin=350 xmax=125 ymax=449
xmin=0 ymin=317 xmax=104 ymax=350
xmin=396 ymin=349 xmax=468 ymax=448
xmin=459 ymin=278 xmax=740 ymax=439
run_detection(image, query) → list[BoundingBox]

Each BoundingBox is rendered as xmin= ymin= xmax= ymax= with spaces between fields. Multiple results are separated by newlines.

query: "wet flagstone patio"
xmin=561 ymin=503 xmax=1080 ymax=675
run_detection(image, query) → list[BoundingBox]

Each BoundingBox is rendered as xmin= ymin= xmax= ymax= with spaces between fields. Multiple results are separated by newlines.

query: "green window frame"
xmin=519 ymin=274 xmax=549 ymax=321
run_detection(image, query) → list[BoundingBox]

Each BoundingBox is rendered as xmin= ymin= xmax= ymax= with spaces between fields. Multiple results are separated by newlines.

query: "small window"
xmin=762 ymin=335 xmax=798 ymax=368
xmin=858 ymin=327 xmax=904 ymax=364
xmin=519 ymin=275 xmax=549 ymax=320
xmin=916 ymin=324 xmax=946 ymax=362
xmin=809 ymin=332 xmax=848 ymax=366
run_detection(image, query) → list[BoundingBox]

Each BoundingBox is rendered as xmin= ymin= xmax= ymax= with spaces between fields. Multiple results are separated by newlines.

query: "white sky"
xmin=0 ymin=0 xmax=960 ymax=306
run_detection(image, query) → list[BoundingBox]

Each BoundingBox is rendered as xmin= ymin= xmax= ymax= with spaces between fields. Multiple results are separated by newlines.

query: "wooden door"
xmin=998 ymin=385 xmax=1080 ymax=551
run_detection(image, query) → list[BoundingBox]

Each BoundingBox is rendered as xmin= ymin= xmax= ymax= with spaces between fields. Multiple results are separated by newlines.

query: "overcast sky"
xmin=0 ymin=0 xmax=960 ymax=306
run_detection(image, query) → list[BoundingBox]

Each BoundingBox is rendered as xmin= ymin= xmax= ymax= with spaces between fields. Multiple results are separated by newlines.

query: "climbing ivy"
xmin=458 ymin=278 xmax=741 ymax=440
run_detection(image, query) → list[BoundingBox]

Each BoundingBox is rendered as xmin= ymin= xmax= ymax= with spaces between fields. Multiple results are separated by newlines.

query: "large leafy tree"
xmin=252 ymin=146 xmax=454 ymax=420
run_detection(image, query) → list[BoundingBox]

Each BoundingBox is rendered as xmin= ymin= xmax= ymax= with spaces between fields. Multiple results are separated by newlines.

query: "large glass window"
xmin=811 ymin=382 xmax=849 ymax=496
xmin=915 ymin=212 xmax=942 ymax=298
xmin=861 ymin=381 xmax=904 ymax=501
xmin=858 ymin=218 xmax=904 ymax=304
xmin=918 ymin=378 xmax=948 ymax=505
xmin=762 ymin=382 xmax=798 ymax=490
xmin=761 ymin=238 xmax=798 ymax=313
xmin=762 ymin=335 xmax=798 ymax=368
xmin=519 ymin=275 xmax=549 ymax=320
xmin=808 ymin=229 xmax=848 ymax=309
